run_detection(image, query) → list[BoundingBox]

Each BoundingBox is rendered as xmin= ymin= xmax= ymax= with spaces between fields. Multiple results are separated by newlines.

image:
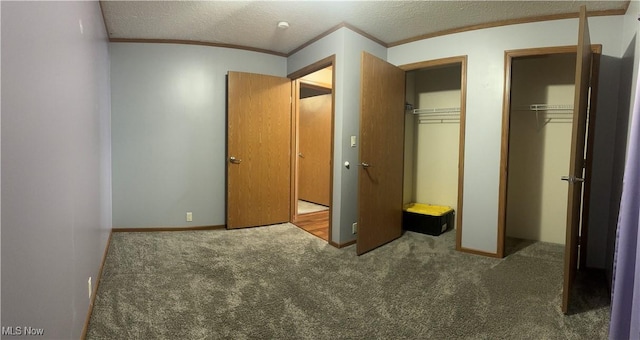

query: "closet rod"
xmin=412 ymin=107 xmax=460 ymax=115
xmin=514 ymin=104 xmax=574 ymax=111
xmin=418 ymin=119 xmax=460 ymax=124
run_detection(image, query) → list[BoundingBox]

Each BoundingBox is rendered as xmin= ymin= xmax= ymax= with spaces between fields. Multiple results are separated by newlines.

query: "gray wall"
xmin=110 ymin=43 xmax=286 ymax=228
xmin=287 ymin=27 xmax=387 ymax=244
xmin=1 ymin=1 xmax=112 ymax=338
xmin=111 ymin=29 xmax=386 ymax=243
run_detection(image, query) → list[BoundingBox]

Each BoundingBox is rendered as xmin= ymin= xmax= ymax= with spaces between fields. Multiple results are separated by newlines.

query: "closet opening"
xmin=498 ymin=45 xmax=600 ymax=261
xmin=399 ymin=56 xmax=467 ymax=251
xmin=506 ymin=52 xmax=577 ymax=250
xmin=288 ymin=57 xmax=335 ymax=243
xmin=498 ymin=43 xmax=603 ymax=314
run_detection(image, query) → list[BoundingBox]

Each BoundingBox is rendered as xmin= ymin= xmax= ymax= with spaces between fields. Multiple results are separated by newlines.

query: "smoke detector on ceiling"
xmin=277 ymin=21 xmax=290 ymax=29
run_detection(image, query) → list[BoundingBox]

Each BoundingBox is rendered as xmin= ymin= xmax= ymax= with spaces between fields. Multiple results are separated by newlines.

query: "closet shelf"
xmin=412 ymin=107 xmax=461 ymax=115
xmin=414 ymin=113 xmax=460 ymax=125
xmin=514 ymin=104 xmax=575 ymax=129
xmin=514 ymin=104 xmax=574 ymax=112
xmin=411 ymin=107 xmax=461 ymax=124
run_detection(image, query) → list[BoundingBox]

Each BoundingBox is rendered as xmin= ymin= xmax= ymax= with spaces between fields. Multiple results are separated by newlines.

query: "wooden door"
xmin=357 ymin=52 xmax=405 ymax=255
xmin=298 ymin=93 xmax=332 ymax=206
xmin=562 ymin=6 xmax=592 ymax=314
xmin=227 ymin=72 xmax=291 ymax=229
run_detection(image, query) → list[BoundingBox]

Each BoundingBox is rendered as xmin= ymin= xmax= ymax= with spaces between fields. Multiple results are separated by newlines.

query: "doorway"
xmin=497 ymin=28 xmax=600 ymax=314
xmin=498 ymin=45 xmax=600 ymax=259
xmin=289 ymin=58 xmax=335 ymax=243
xmin=354 ymin=54 xmax=467 ymax=255
xmin=504 ymin=52 xmax=577 ymax=246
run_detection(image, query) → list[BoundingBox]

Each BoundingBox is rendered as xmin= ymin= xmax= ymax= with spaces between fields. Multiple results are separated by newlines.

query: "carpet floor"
xmin=87 ymin=223 xmax=610 ymax=339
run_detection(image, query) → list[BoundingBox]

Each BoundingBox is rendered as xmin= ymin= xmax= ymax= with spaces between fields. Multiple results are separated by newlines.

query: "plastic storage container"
xmin=402 ymin=203 xmax=454 ymax=236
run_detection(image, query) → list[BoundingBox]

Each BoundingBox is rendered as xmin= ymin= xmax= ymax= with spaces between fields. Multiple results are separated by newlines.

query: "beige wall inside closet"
xmin=404 ymin=64 xmax=462 ymax=219
xmin=506 ymin=53 xmax=576 ymax=244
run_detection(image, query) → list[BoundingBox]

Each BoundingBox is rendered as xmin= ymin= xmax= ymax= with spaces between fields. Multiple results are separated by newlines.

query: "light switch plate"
xmin=350 ymin=136 xmax=357 ymax=147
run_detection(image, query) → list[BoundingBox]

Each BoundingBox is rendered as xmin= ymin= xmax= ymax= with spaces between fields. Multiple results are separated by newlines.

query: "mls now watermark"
xmin=1 ymin=326 xmax=45 ymax=336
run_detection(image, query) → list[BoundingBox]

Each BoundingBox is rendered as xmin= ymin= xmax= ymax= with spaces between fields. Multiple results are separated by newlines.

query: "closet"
xmin=404 ymin=62 xmax=464 ymax=230
xmin=505 ymin=53 xmax=576 ymax=245
xmin=498 ymin=35 xmax=598 ymax=316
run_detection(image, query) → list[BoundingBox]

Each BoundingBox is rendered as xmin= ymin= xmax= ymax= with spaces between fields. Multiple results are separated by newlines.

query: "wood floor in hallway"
xmin=294 ymin=210 xmax=329 ymax=241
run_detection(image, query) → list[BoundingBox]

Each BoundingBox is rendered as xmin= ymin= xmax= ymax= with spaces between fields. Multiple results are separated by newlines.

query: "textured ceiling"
xmin=101 ymin=1 xmax=629 ymax=55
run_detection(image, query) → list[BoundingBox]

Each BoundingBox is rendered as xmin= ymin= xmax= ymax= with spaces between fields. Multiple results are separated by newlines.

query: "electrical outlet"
xmin=186 ymin=212 xmax=193 ymax=222
xmin=352 ymin=222 xmax=358 ymax=234
xmin=88 ymin=277 xmax=92 ymax=299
